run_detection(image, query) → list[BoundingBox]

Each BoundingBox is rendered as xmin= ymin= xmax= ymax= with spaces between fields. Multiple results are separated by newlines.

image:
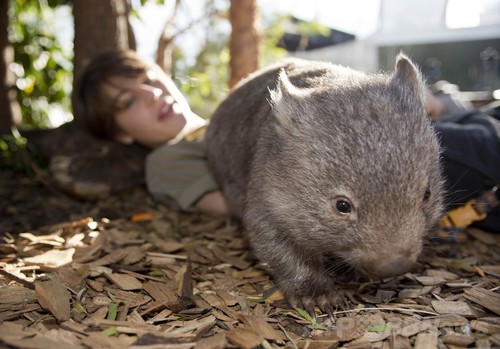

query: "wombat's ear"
xmin=391 ymin=53 xmax=426 ymax=110
xmin=269 ymin=69 xmax=306 ymax=128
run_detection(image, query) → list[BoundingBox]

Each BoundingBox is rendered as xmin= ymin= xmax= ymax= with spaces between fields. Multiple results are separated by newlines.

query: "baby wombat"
xmin=206 ymin=54 xmax=444 ymax=311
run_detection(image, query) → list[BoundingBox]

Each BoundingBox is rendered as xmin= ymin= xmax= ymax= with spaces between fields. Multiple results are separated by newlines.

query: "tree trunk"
xmin=0 ymin=0 xmax=21 ymax=131
xmin=156 ymin=0 xmax=181 ymax=72
xmin=72 ymin=0 xmax=135 ymax=119
xmin=125 ymin=0 xmax=136 ymax=50
xmin=228 ymin=0 xmax=260 ymax=88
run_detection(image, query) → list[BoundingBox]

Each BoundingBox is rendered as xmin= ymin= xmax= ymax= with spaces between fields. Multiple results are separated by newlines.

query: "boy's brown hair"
xmin=72 ymin=49 xmax=153 ymax=139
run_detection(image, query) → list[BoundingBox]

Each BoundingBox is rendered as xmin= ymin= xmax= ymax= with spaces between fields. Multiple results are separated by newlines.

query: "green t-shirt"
xmin=145 ymin=126 xmax=218 ymax=212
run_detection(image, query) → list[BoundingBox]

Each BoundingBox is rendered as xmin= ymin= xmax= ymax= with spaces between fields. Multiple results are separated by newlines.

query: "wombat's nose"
xmin=363 ymin=257 xmax=416 ymax=279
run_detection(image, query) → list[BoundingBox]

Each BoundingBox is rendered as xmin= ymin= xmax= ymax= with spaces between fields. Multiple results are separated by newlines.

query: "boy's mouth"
xmin=159 ymin=100 xmax=174 ymax=121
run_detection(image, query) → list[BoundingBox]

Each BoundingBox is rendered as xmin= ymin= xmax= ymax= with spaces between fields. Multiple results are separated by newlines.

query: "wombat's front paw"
xmin=287 ymin=288 xmax=347 ymax=317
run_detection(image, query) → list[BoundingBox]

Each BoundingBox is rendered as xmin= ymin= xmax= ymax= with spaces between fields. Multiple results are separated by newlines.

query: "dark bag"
xmin=435 ymin=105 xmax=500 ymax=232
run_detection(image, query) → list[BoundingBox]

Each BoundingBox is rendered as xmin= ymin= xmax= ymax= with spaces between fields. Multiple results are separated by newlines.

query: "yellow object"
xmin=440 ymin=200 xmax=487 ymax=229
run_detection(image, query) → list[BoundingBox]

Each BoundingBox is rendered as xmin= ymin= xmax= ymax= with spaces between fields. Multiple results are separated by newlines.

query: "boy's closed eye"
xmin=115 ymin=91 xmax=135 ymax=111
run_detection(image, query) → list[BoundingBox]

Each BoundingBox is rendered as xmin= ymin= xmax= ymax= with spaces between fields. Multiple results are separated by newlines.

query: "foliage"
xmin=176 ymin=57 xmax=230 ymax=118
xmin=149 ymin=0 xmax=231 ymax=119
xmin=130 ymin=0 xmax=165 ymax=20
xmin=170 ymin=8 xmax=289 ymax=119
xmin=169 ymin=11 xmax=333 ymax=118
xmin=0 ymin=134 xmax=41 ymax=176
xmin=8 ymin=0 xmax=73 ymax=129
xmin=139 ymin=0 xmax=164 ymax=6
xmin=6 ymin=0 xmax=305 ymax=128
xmin=173 ymin=32 xmax=231 ymax=119
xmin=294 ymin=307 xmax=326 ymax=330
xmin=297 ymin=18 xmax=331 ymax=37
xmin=260 ymin=14 xmax=289 ymax=65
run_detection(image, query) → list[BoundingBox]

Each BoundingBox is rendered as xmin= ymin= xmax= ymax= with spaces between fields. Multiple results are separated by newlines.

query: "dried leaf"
xmin=414 ymin=276 xmax=446 ymax=286
xmin=0 ymin=285 xmax=36 ymax=304
xmin=414 ymin=330 xmax=438 ymax=349
xmin=464 ymin=287 xmax=500 ymax=315
xmin=2 ymin=174 xmax=500 ymax=349
xmin=442 ymin=333 xmax=475 ymax=346
xmin=194 ymin=333 xmax=227 ymax=349
xmin=239 ymin=314 xmax=286 ymax=344
xmin=35 ymin=275 xmax=71 ymax=322
xmin=105 ymin=273 xmax=142 ymax=291
xmin=470 ymin=320 xmax=500 ymax=334
xmin=431 ymin=300 xmax=476 ymax=317
xmin=226 ymin=328 xmax=267 ymax=349
xmin=131 ymin=212 xmax=154 ymax=222
xmin=24 ymin=248 xmax=75 ymax=268
xmin=422 ymin=314 xmax=469 ymax=328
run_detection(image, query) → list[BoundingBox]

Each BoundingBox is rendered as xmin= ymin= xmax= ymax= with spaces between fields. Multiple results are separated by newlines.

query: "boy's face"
xmin=102 ymin=69 xmax=191 ymax=148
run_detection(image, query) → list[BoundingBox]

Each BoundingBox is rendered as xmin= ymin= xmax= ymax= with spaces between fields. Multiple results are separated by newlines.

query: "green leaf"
xmin=101 ymin=326 xmax=118 ymax=337
xmin=107 ymin=303 xmax=119 ymax=321
xmin=9 ymin=0 xmax=73 ymax=128
xmin=130 ymin=8 xmax=141 ymax=20
xmin=367 ymin=324 xmax=391 ymax=333
xmin=246 ymin=295 xmax=265 ymax=303
xmin=294 ymin=307 xmax=326 ymax=330
xmin=73 ymin=301 xmax=87 ymax=314
xmin=149 ymin=266 xmax=164 ymax=277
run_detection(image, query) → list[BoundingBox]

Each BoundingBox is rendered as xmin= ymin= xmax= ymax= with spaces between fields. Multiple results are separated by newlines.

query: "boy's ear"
xmin=113 ymin=132 xmax=134 ymax=144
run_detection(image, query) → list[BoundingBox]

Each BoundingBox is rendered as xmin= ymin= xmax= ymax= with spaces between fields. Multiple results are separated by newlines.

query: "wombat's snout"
xmin=360 ymin=255 xmax=417 ymax=279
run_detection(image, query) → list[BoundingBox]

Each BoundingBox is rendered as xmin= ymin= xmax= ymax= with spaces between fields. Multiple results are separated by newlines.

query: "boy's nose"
xmin=139 ymin=85 xmax=162 ymax=102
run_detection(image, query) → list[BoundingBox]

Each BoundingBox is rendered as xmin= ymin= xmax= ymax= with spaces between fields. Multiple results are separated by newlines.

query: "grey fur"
xmin=206 ymin=54 xmax=444 ymax=310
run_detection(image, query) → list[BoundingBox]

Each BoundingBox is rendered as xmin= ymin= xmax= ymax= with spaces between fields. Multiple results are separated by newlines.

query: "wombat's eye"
xmin=335 ymin=198 xmax=352 ymax=214
xmin=423 ymin=188 xmax=431 ymax=202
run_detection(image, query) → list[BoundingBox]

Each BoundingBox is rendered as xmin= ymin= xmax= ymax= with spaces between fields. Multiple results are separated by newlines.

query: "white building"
xmin=289 ymin=0 xmax=500 ymax=91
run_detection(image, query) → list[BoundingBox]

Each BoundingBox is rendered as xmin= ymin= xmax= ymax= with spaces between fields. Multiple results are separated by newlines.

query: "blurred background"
xmin=1 ymin=0 xmax=500 ymax=130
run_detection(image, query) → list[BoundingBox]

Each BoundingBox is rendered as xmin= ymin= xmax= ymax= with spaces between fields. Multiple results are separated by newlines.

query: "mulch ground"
xmin=1 ymin=170 xmax=499 ymax=349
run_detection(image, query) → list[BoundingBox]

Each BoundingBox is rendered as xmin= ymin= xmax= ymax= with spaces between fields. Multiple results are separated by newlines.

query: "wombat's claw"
xmin=291 ymin=291 xmax=345 ymax=321
xmin=333 ymin=291 xmax=348 ymax=312
xmin=316 ymin=295 xmax=335 ymax=315
xmin=321 ymin=292 xmax=347 ymax=323
xmin=305 ymin=304 xmax=316 ymax=321
xmin=289 ymin=296 xmax=316 ymax=320
xmin=340 ymin=299 xmax=349 ymax=312
xmin=327 ymin=310 xmax=336 ymax=324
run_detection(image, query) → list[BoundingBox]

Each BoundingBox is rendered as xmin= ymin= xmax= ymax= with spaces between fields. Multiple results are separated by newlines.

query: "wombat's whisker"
xmin=441 ymin=166 xmax=486 ymax=207
xmin=323 ymin=257 xmax=355 ymax=276
xmin=447 ymin=167 xmax=471 ymax=188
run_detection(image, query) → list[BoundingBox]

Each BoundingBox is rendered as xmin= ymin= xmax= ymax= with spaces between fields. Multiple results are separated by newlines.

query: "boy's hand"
xmin=196 ymin=190 xmax=230 ymax=215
